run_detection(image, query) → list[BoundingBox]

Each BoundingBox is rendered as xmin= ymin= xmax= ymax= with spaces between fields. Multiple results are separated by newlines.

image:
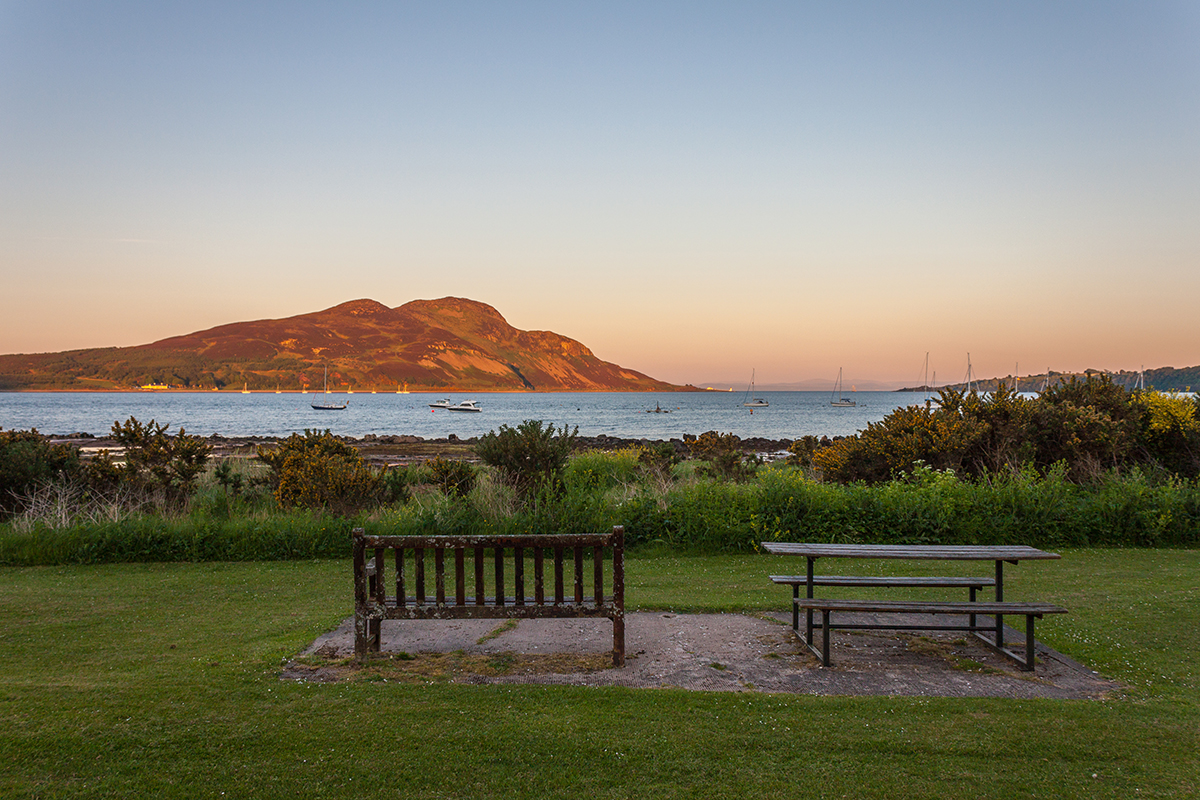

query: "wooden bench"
xmin=794 ymin=598 xmax=1067 ymax=670
xmin=770 ymin=574 xmax=997 ymax=632
xmin=352 ymin=526 xmax=625 ymax=666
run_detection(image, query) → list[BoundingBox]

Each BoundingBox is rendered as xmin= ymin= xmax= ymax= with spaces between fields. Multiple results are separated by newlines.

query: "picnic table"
xmin=760 ymin=543 xmax=1065 ymax=670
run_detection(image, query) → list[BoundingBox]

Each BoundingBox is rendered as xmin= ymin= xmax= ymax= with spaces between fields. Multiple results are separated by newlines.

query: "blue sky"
xmin=2 ymin=1 xmax=1198 ymax=388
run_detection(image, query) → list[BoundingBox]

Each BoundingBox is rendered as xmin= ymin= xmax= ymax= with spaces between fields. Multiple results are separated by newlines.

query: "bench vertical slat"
xmin=455 ymin=548 xmax=465 ymax=605
xmin=415 ymin=547 xmax=426 ymax=606
xmin=514 ymin=547 xmax=525 ymax=606
xmin=494 ymin=546 xmax=505 ymax=606
xmin=554 ymin=547 xmax=565 ymax=605
xmin=593 ymin=545 xmax=603 ymax=604
xmin=395 ymin=547 xmax=406 ymax=608
xmin=435 ymin=547 xmax=446 ymax=606
xmin=373 ymin=547 xmax=386 ymax=604
xmin=534 ymin=547 xmax=545 ymax=605
xmin=612 ymin=525 xmax=625 ymax=666
xmin=474 ymin=546 xmax=485 ymax=606
xmin=574 ymin=546 xmax=584 ymax=604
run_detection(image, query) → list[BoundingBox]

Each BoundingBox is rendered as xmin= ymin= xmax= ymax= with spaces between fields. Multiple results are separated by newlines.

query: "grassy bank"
xmin=1 ymin=550 xmax=1196 ymax=798
xmin=4 ymin=461 xmax=1199 ymax=565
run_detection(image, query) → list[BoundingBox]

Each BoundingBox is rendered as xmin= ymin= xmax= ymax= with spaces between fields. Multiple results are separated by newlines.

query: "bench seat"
xmin=770 ymin=575 xmax=996 ymax=588
xmin=794 ymin=598 xmax=1067 ymax=670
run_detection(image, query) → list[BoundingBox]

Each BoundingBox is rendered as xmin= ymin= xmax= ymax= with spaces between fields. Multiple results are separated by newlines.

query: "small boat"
xmin=646 ymin=403 xmax=670 ymax=413
xmin=446 ymin=400 xmax=482 ymax=412
xmin=241 ymin=383 xmax=250 ymax=394
xmin=311 ymin=366 xmax=348 ymax=411
xmin=741 ymin=369 xmax=769 ymax=407
xmin=830 ymin=368 xmax=856 ymax=407
xmin=397 ymin=383 xmax=410 ymax=394
xmin=429 ymin=399 xmax=452 ymax=409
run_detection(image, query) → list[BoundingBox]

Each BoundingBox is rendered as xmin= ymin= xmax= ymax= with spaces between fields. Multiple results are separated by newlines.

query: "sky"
xmin=2 ymin=1 xmax=1198 ymax=390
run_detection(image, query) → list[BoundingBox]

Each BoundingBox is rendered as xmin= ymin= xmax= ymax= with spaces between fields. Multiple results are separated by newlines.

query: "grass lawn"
xmin=0 ymin=550 xmax=1197 ymax=798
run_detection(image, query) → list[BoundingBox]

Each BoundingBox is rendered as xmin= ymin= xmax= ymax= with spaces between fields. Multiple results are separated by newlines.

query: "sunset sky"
xmin=2 ymin=2 xmax=1198 ymax=389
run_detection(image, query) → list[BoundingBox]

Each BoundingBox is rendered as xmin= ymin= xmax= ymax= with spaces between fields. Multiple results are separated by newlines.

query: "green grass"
xmin=0 ymin=550 xmax=1197 ymax=798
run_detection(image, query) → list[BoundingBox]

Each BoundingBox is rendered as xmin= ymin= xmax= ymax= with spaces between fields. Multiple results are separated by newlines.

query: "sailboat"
xmin=741 ymin=370 xmax=769 ymax=407
xmin=311 ymin=366 xmax=348 ymax=411
xmin=830 ymin=368 xmax=856 ymax=407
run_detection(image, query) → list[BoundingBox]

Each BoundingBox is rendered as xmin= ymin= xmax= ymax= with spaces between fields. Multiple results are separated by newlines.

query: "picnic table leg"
xmin=792 ymin=583 xmax=799 ymax=633
xmin=994 ymin=560 xmax=1004 ymax=651
xmin=1025 ymin=614 xmax=1036 ymax=670
xmin=821 ymin=609 xmax=831 ymax=666
xmin=805 ymin=557 xmax=816 ymax=649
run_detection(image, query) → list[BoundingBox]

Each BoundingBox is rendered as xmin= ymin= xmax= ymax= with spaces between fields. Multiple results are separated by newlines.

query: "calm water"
xmin=0 ymin=391 xmax=924 ymax=440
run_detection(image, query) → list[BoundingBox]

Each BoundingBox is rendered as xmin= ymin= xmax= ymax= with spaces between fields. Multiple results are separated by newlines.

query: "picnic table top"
xmin=760 ymin=543 xmax=1060 ymax=561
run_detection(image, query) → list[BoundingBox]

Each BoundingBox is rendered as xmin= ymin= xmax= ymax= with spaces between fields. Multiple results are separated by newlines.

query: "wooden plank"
xmin=435 ymin=547 xmax=446 ymax=606
xmin=360 ymin=533 xmax=619 ymax=549
xmin=454 ymin=548 xmax=465 ymax=605
xmin=380 ymin=604 xmax=619 ymax=621
xmin=395 ymin=547 xmax=406 ymax=608
xmin=534 ymin=547 xmax=545 ymax=606
xmin=794 ymin=599 xmax=1066 ymax=615
xmin=474 ymin=546 xmax=485 ymax=606
xmin=373 ymin=547 xmax=386 ymax=604
xmin=494 ymin=545 xmax=505 ymax=607
xmin=554 ymin=547 xmax=564 ymax=605
xmin=514 ymin=546 xmax=525 ymax=607
xmin=574 ymin=545 xmax=584 ymax=604
xmin=770 ymin=575 xmax=996 ymax=588
xmin=593 ymin=545 xmax=603 ymax=604
xmin=761 ymin=542 xmax=1059 ymax=560
xmin=414 ymin=547 xmax=425 ymax=606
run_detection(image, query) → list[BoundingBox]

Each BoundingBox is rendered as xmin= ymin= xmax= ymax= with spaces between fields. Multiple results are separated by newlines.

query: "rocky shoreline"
xmin=50 ymin=431 xmax=800 ymax=466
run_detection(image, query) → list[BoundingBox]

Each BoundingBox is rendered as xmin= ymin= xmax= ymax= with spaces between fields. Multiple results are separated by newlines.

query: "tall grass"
xmin=2 ymin=454 xmax=1198 ymax=565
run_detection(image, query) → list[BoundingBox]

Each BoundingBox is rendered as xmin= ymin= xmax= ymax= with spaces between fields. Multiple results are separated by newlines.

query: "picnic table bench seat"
xmin=353 ymin=526 xmax=625 ymax=666
xmin=795 ymin=598 xmax=1067 ymax=670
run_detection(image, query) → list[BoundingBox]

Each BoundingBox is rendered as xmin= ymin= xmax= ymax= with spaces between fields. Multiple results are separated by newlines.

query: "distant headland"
xmin=0 ymin=297 xmax=698 ymax=393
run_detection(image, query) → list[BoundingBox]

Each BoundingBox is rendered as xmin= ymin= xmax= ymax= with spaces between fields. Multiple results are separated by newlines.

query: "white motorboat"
xmin=446 ymin=399 xmax=482 ymax=412
xmin=428 ymin=399 xmax=452 ymax=409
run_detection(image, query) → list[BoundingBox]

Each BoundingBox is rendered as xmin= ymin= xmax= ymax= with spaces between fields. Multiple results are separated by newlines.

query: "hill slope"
xmin=0 ymin=298 xmax=685 ymax=392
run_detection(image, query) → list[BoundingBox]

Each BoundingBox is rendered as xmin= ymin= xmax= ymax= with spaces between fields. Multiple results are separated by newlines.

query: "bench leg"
xmin=792 ymin=584 xmax=799 ymax=634
xmin=612 ymin=615 xmax=625 ymax=667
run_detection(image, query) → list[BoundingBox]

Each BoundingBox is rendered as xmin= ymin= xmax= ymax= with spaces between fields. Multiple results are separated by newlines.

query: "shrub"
xmin=108 ymin=417 xmax=211 ymax=509
xmin=257 ymin=430 xmax=381 ymax=515
xmin=0 ymin=428 xmax=80 ymax=518
xmin=426 ymin=456 xmax=476 ymax=498
xmin=686 ymin=431 xmax=751 ymax=482
xmin=474 ymin=420 xmax=577 ymax=502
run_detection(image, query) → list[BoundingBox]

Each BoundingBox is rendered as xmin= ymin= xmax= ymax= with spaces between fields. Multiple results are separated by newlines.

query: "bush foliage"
xmin=474 ymin=419 xmax=578 ymax=502
xmin=257 ymin=430 xmax=381 ymax=514
xmin=813 ymin=378 xmax=1200 ymax=484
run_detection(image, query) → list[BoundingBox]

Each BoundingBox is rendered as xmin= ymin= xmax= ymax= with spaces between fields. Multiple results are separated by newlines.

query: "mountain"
xmin=0 ymin=298 xmax=689 ymax=392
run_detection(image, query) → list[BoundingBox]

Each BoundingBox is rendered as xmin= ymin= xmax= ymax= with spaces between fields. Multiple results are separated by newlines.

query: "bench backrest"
xmin=352 ymin=527 xmax=625 ymax=613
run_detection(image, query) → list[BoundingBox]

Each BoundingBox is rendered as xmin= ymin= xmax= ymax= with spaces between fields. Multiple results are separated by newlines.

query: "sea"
xmin=0 ymin=391 xmax=927 ymax=441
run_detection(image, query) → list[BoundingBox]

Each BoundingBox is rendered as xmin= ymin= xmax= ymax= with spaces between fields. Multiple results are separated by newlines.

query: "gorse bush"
xmin=426 ymin=456 xmax=476 ymax=498
xmin=813 ymin=377 xmax=1200 ymax=484
xmin=257 ymin=430 xmax=381 ymax=515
